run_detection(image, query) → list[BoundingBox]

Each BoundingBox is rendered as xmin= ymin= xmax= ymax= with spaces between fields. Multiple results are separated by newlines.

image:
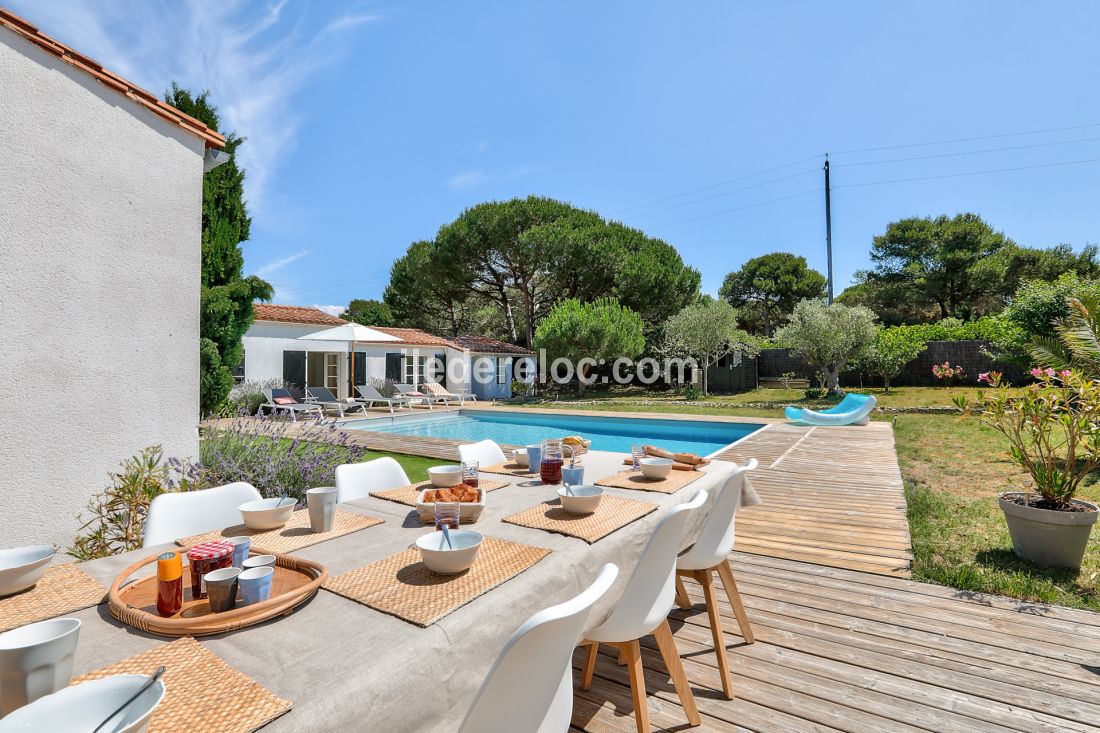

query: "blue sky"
xmin=13 ymin=1 xmax=1100 ymax=315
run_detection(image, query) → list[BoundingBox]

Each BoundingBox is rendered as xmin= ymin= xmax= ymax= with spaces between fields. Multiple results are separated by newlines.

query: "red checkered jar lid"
xmin=186 ymin=540 xmax=234 ymax=561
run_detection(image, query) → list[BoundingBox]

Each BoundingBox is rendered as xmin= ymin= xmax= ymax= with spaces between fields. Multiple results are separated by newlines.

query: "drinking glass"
xmin=434 ymin=502 xmax=460 ymax=531
xmin=461 ymin=460 xmax=480 ymax=488
xmin=631 ymin=445 xmax=647 ymax=469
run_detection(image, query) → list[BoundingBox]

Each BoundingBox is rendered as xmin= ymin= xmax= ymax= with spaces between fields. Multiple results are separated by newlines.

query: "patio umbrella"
xmin=298 ymin=324 xmax=401 ymax=394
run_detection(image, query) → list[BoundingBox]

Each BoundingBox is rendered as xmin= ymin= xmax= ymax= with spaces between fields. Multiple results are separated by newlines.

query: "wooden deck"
xmin=718 ymin=422 xmax=912 ymax=578
xmin=571 ymin=551 xmax=1100 ymax=733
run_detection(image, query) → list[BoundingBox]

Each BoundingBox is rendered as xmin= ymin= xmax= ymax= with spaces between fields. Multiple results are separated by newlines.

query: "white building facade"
xmin=0 ymin=10 xmax=219 ymax=548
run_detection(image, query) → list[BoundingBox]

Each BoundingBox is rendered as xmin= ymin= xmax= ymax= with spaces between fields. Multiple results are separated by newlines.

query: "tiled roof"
xmin=369 ymin=327 xmax=459 ymax=348
xmin=0 ymin=9 xmax=225 ymax=149
xmin=252 ymin=303 xmax=348 ymax=326
xmin=452 ymin=335 xmax=535 ymax=355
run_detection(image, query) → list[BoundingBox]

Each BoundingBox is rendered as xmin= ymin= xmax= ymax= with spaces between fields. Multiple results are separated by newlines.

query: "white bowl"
xmin=238 ymin=498 xmax=295 ymax=530
xmin=511 ymin=449 xmax=529 ymax=467
xmin=415 ymin=530 xmax=483 ymax=575
xmin=0 ymin=674 xmax=165 ymax=733
xmin=0 ymin=618 xmax=81 ymax=716
xmin=427 ymin=465 xmax=463 ymax=488
xmin=0 ymin=546 xmax=56 ymax=598
xmin=640 ymin=457 xmax=674 ymax=480
xmin=557 ymin=485 xmax=603 ymax=514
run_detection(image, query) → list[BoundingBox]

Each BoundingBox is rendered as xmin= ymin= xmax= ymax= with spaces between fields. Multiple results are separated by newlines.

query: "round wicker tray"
xmin=108 ymin=551 xmax=327 ymax=637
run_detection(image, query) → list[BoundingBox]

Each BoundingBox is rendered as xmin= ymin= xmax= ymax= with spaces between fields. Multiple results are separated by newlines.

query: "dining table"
xmin=66 ymin=450 xmax=754 ymax=732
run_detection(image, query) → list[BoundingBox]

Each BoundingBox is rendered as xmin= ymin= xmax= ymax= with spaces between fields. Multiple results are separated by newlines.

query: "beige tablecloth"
xmin=70 ymin=451 xmax=759 ymax=732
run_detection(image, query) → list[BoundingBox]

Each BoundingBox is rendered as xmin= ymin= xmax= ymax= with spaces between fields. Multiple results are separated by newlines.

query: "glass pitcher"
xmin=539 ymin=439 xmax=573 ymax=485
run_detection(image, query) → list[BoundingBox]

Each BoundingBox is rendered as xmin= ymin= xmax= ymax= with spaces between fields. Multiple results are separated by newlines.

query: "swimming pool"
xmin=342 ymin=410 xmax=763 ymax=456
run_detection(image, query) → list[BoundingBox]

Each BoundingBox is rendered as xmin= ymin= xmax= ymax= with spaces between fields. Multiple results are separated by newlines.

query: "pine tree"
xmin=165 ymin=84 xmax=272 ymax=414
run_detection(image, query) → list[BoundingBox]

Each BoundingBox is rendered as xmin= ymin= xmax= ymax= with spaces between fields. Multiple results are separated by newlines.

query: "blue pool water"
xmin=343 ymin=410 xmax=762 ymax=456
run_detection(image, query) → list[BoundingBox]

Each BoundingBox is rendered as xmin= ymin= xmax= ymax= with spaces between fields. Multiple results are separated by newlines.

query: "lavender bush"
xmin=226 ymin=378 xmax=287 ymax=416
xmin=197 ymin=412 xmax=365 ymax=503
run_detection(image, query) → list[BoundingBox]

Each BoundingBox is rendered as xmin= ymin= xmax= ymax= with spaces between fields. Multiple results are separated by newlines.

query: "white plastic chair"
xmin=334 ymin=457 xmax=411 ymax=503
xmin=458 ymin=439 xmax=507 ymax=466
xmin=581 ymin=491 xmax=709 ymax=733
xmin=675 ymin=459 xmax=758 ymax=699
xmin=459 ymin=564 xmax=619 ymax=733
xmin=143 ymin=481 xmax=261 ymax=547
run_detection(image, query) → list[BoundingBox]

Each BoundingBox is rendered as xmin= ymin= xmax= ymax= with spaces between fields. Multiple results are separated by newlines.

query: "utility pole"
xmin=824 ymin=154 xmax=834 ymax=303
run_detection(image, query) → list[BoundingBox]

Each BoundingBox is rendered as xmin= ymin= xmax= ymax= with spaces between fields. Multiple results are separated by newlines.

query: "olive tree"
xmin=662 ymin=299 xmax=749 ymax=396
xmin=861 ymin=326 xmax=927 ymax=392
xmin=534 ymin=297 xmax=645 ymax=396
xmin=776 ymin=300 xmax=877 ymax=392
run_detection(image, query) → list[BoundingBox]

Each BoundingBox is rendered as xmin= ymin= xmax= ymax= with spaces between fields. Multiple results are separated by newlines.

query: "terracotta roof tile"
xmin=252 ymin=303 xmax=348 ymax=326
xmin=368 ymin=327 xmax=458 ymax=348
xmin=0 ymin=8 xmax=225 ymax=148
xmin=452 ymin=335 xmax=534 ymax=354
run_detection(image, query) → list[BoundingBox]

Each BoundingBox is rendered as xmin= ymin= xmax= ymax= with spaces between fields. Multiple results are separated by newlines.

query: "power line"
xmin=831 ymin=121 xmax=1100 ymax=156
xmin=622 ymin=167 xmax=819 ymax=219
xmin=610 ymin=153 xmax=823 ymax=215
xmin=834 ymin=135 xmax=1100 ymax=167
xmin=833 ymin=155 xmax=1100 ymax=189
xmin=647 ymin=187 xmax=824 ymax=230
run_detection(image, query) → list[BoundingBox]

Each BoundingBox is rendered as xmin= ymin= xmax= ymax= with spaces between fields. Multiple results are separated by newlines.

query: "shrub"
xmin=861 ymin=327 xmax=928 ymax=392
xmin=363 ymin=376 xmax=399 ymax=397
xmin=803 ymin=386 xmax=829 ymax=400
xmin=680 ymin=384 xmax=702 ymax=400
xmin=510 ymin=379 xmax=531 ymax=398
xmin=227 ymin=378 xmax=286 ymax=416
xmin=68 ymin=446 xmax=204 ymax=561
xmin=931 ymin=361 xmax=966 ymax=384
xmin=198 ymin=414 xmax=365 ymax=503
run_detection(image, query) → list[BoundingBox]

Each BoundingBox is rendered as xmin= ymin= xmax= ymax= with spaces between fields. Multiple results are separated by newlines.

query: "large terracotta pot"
xmin=998 ymin=492 xmax=1098 ymax=569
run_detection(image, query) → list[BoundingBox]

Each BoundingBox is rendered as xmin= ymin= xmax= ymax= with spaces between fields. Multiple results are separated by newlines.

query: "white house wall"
xmin=0 ymin=28 xmax=205 ymax=548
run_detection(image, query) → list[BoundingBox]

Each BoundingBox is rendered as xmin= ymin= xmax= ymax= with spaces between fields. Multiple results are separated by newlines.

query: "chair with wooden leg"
xmin=674 ymin=459 xmax=758 ymax=700
xmin=580 ymin=490 xmax=709 ymax=733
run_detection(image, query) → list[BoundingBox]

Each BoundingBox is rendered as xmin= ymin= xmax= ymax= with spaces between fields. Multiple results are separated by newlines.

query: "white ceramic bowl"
xmin=427 ymin=465 xmax=463 ymax=488
xmin=557 ymin=485 xmax=603 ymax=514
xmin=0 ymin=618 xmax=81 ymax=716
xmin=0 ymin=674 xmax=165 ymax=733
xmin=0 ymin=546 xmax=56 ymax=598
xmin=238 ymin=498 xmax=295 ymax=530
xmin=415 ymin=530 xmax=483 ymax=575
xmin=511 ymin=449 xmax=529 ymax=467
xmin=640 ymin=457 xmax=675 ymax=480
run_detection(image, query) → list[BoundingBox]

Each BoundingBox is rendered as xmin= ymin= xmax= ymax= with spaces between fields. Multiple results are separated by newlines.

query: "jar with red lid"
xmin=186 ymin=540 xmax=234 ymax=600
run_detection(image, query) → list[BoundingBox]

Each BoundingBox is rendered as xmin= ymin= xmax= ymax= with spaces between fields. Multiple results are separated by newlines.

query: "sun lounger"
xmin=422 ymin=381 xmax=476 ymax=405
xmin=305 ymin=386 xmax=362 ymax=418
xmin=258 ymin=388 xmax=325 ymax=422
xmin=394 ymin=383 xmax=450 ymax=409
xmin=355 ymin=385 xmax=411 ymax=415
xmin=784 ymin=393 xmax=877 ymax=426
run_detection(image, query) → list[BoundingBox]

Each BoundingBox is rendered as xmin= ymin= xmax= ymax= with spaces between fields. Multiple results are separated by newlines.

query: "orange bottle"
xmin=156 ymin=551 xmax=183 ymax=617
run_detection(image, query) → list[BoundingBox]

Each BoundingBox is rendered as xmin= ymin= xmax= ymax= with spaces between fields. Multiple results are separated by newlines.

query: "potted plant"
xmin=954 ymin=369 xmax=1099 ymax=569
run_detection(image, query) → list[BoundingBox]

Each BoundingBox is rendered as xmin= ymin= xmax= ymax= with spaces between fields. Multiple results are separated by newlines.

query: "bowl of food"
xmin=238 ymin=498 xmax=295 ymax=531
xmin=511 ymin=449 xmax=529 ymax=467
xmin=415 ymin=530 xmax=484 ymax=574
xmin=0 ymin=673 xmax=165 ymax=733
xmin=416 ymin=486 xmax=484 ymax=524
xmin=0 ymin=546 xmax=56 ymax=598
xmin=557 ymin=485 xmax=603 ymax=514
xmin=640 ymin=457 xmax=675 ymax=480
xmin=427 ymin=465 xmax=463 ymax=488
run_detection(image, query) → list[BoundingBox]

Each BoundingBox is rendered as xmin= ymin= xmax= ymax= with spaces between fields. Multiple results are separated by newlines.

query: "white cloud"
xmin=312 ymin=304 xmax=345 ymax=316
xmin=446 ymin=166 xmax=534 ymax=191
xmin=256 ymin=249 xmax=308 ymax=276
xmin=6 ymin=0 xmax=378 ymax=214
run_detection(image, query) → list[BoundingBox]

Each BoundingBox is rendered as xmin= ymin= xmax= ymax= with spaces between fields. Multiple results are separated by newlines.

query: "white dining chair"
xmin=334 ymin=457 xmax=410 ymax=503
xmin=459 ymin=563 xmax=619 ymax=733
xmin=674 ymin=459 xmax=758 ymax=699
xmin=580 ymin=490 xmax=709 ymax=733
xmin=143 ymin=481 xmax=262 ymax=547
xmin=458 ymin=439 xmax=507 ymax=466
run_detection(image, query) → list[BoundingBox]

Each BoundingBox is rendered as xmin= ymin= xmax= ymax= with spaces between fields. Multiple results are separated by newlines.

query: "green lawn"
xmin=510 ymin=387 xmax=1100 ymax=611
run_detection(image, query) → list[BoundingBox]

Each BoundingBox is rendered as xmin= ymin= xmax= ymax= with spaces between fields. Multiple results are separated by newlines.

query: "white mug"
xmin=0 ymin=617 xmax=81 ymax=715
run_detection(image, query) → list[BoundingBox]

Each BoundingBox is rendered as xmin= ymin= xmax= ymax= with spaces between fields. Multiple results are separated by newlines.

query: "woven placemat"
xmin=324 ymin=537 xmax=550 ymax=627
xmin=72 ymin=637 xmax=291 ymax=733
xmin=480 ymin=461 xmax=539 ymax=477
xmin=0 ymin=563 xmax=106 ymax=633
xmin=178 ymin=509 xmax=383 ymax=554
xmin=502 ymin=495 xmax=658 ymax=544
xmin=595 ymin=468 xmax=705 ymax=494
xmin=370 ymin=479 xmax=509 ymax=507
